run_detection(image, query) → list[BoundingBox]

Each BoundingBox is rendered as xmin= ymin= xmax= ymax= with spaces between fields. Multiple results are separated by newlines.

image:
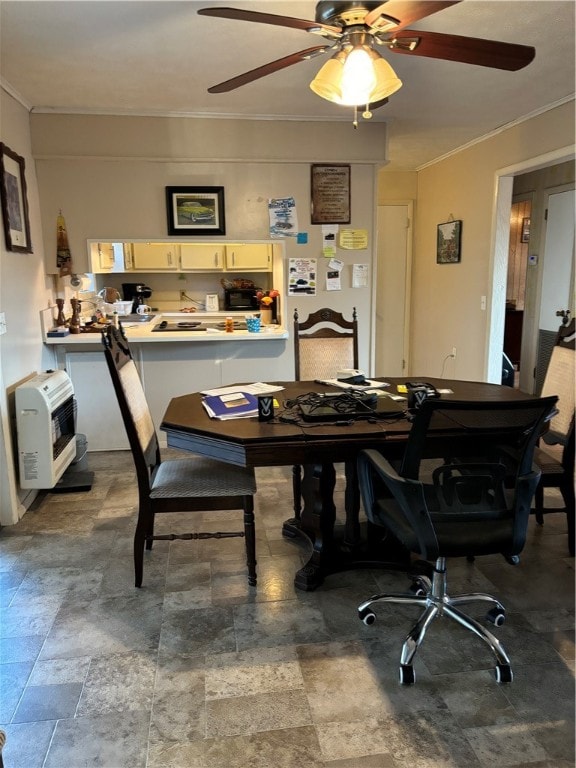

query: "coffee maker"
xmin=122 ymin=283 xmax=152 ymax=314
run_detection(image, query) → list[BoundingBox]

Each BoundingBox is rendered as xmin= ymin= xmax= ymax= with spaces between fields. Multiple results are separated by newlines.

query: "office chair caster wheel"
xmin=359 ymin=607 xmax=376 ymax=625
xmin=409 ymin=580 xmax=427 ymax=597
xmin=486 ymin=607 xmax=506 ymax=626
xmin=495 ymin=664 xmax=513 ymax=683
xmin=399 ymin=664 xmax=415 ymax=685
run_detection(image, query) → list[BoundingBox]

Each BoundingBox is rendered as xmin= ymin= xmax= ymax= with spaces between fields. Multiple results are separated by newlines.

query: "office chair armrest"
xmin=358 ymin=449 xmax=440 ymax=560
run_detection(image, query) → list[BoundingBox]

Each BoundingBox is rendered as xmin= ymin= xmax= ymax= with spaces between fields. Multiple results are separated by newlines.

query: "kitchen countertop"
xmin=41 ymin=310 xmax=288 ymax=344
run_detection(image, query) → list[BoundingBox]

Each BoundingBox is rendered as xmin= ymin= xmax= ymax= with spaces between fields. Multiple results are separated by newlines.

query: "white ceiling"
xmin=1 ymin=1 xmax=574 ymax=170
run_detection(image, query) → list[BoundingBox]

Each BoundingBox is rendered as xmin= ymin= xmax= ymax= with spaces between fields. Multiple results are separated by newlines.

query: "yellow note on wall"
xmin=339 ymin=229 xmax=368 ymax=249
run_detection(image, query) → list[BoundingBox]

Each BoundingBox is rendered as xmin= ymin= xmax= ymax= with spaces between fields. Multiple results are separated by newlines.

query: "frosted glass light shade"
xmin=309 ymin=58 xmax=345 ymax=102
xmin=310 ymin=46 xmax=402 ymax=106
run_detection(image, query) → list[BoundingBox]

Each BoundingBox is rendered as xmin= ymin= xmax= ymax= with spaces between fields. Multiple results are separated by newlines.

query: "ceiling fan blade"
xmin=198 ymin=7 xmax=342 ymax=39
xmin=206 ymin=46 xmax=330 ymax=93
xmin=366 ymin=1 xmax=460 ymax=32
xmin=389 ymin=29 xmax=535 ymax=71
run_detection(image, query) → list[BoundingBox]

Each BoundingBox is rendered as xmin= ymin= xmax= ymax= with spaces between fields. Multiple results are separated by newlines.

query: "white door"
xmin=533 ymin=186 xmax=575 ymax=392
xmin=374 ymin=204 xmax=411 ymax=376
xmin=539 ymin=187 xmax=575 ymax=331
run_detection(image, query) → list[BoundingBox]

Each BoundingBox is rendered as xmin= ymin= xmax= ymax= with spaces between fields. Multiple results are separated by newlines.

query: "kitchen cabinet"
xmin=126 ymin=242 xmax=179 ymax=270
xmin=89 ymin=240 xmax=276 ymax=274
xmin=225 ymin=243 xmax=272 ymax=271
xmin=179 ymin=243 xmax=225 ymax=271
xmin=97 ymin=243 xmax=115 ymax=270
xmin=89 ymin=242 xmax=116 ymax=272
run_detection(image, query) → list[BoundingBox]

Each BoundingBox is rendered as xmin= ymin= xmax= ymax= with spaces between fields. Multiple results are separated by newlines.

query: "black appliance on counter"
xmin=223 ymin=287 xmax=258 ymax=312
xmin=122 ymin=283 xmax=152 ymax=314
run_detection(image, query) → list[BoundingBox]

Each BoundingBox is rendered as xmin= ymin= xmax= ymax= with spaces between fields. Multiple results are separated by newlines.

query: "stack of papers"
xmin=201 ymin=382 xmax=284 ymax=397
xmin=316 ymin=378 xmax=390 ymax=391
xmin=202 ymin=391 xmax=259 ymax=420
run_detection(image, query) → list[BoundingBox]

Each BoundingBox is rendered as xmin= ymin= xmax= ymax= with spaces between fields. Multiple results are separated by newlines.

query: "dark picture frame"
xmin=0 ymin=142 xmax=33 ymax=253
xmin=436 ymin=219 xmax=462 ymax=264
xmin=166 ymin=186 xmax=225 ymax=236
xmin=311 ymin=164 xmax=351 ymax=224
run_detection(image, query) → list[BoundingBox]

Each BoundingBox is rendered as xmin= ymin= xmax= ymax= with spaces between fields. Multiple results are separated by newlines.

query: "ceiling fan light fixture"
xmin=310 ymin=41 xmax=402 ymax=107
xmin=309 ymin=57 xmax=345 ymax=102
xmin=339 ymin=46 xmax=377 ymax=105
xmin=369 ymin=55 xmax=402 ymax=101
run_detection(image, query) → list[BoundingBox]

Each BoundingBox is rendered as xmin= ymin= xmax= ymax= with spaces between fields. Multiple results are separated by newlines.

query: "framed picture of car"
xmin=166 ymin=186 xmax=225 ymax=236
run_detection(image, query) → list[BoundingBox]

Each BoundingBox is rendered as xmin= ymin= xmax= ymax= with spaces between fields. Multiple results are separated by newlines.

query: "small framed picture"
xmin=166 ymin=186 xmax=225 ymax=236
xmin=436 ymin=220 xmax=462 ymax=264
xmin=0 ymin=142 xmax=33 ymax=253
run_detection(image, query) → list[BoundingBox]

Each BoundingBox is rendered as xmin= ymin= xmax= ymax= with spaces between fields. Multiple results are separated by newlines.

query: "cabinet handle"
xmin=215 ymin=252 xmax=219 ymax=267
xmin=231 ymin=250 xmax=235 ymax=265
xmin=167 ymin=251 xmax=173 ymax=266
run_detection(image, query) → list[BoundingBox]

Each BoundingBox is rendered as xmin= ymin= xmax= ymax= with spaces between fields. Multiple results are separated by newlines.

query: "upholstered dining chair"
xmin=101 ymin=324 xmax=257 ymax=588
xmin=533 ymin=317 xmax=575 ymax=555
xmin=357 ymin=395 xmax=558 ymax=685
xmin=292 ymin=307 xmax=359 ymax=521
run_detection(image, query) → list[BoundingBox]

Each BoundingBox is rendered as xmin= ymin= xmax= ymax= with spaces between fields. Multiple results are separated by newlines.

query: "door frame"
xmin=487 ymin=146 xmax=575 ymax=385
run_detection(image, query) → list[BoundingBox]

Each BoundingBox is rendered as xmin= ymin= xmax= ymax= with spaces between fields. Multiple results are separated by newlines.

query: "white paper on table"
xmin=317 ymin=378 xmax=390 ymax=390
xmin=201 ymin=382 xmax=285 ymax=397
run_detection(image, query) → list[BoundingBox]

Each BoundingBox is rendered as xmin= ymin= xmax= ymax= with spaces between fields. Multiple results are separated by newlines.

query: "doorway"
xmin=488 ymin=148 xmax=575 ymax=389
xmin=374 ymin=203 xmax=412 ymax=376
xmin=504 ymin=196 xmax=532 ymax=385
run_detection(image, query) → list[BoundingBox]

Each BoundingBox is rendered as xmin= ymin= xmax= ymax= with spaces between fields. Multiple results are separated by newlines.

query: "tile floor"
xmin=0 ymin=451 xmax=574 ymax=768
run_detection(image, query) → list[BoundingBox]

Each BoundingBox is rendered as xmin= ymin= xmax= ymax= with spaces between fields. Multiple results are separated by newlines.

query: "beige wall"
xmin=0 ymin=90 xmax=56 ymax=524
xmin=377 ymin=171 xmax=418 ymax=204
xmin=408 ymin=101 xmax=574 ymax=381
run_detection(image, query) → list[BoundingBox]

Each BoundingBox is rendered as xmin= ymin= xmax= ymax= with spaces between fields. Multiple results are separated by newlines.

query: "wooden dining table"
xmin=160 ymin=377 xmax=535 ymax=590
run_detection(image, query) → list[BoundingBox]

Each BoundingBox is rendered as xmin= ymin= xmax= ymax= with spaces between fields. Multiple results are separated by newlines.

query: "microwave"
xmin=223 ymin=288 xmax=259 ymax=312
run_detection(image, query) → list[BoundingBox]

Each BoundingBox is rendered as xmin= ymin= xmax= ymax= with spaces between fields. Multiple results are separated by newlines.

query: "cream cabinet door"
xmin=225 ymin=243 xmax=272 ymax=271
xmin=180 ymin=243 xmax=225 ymax=270
xmin=89 ymin=242 xmax=115 ymax=272
xmin=130 ymin=243 xmax=178 ymax=270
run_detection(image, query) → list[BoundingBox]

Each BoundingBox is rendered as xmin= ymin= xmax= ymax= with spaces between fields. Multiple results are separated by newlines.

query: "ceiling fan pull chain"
xmin=353 ymin=104 xmax=358 ymax=129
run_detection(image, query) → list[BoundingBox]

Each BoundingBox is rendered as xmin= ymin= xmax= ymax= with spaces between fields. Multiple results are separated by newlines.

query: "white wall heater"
xmin=16 ymin=370 xmax=77 ymax=489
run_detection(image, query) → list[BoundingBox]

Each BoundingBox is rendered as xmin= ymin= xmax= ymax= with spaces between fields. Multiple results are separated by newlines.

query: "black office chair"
xmin=533 ymin=318 xmax=575 ymax=555
xmin=357 ymin=395 xmax=558 ymax=685
xmin=102 ymin=324 xmax=257 ymax=588
xmin=292 ymin=307 xmax=359 ymax=523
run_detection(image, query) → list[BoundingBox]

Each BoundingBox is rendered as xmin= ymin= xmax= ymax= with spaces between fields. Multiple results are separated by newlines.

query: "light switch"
xmin=480 ymin=296 xmax=487 ymax=311
xmin=0 ymin=312 xmax=6 ymax=335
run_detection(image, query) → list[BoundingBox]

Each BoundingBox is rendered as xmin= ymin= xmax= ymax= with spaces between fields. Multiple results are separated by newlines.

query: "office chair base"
xmin=358 ymin=559 xmax=513 ymax=685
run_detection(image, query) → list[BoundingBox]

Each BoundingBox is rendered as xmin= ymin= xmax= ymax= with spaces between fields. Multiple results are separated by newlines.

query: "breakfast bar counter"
xmin=42 ymin=311 xmax=289 ymax=344
xmin=41 ymin=311 xmax=293 ymax=451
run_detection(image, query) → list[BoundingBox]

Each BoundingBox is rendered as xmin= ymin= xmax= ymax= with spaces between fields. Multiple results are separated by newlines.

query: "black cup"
xmin=257 ymin=395 xmax=274 ymax=422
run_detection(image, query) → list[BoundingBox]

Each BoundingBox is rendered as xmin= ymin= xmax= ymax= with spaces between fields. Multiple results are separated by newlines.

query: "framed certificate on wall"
xmin=311 ymin=164 xmax=351 ymax=225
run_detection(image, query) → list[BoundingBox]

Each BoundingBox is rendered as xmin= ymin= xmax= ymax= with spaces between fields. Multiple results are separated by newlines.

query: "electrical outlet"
xmin=0 ymin=312 xmax=6 ymax=335
xmin=451 ymin=346 xmax=457 ymax=359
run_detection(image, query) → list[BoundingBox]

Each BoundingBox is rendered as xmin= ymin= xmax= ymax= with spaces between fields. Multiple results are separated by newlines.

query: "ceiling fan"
xmin=198 ymin=2 xmax=535 ymax=123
